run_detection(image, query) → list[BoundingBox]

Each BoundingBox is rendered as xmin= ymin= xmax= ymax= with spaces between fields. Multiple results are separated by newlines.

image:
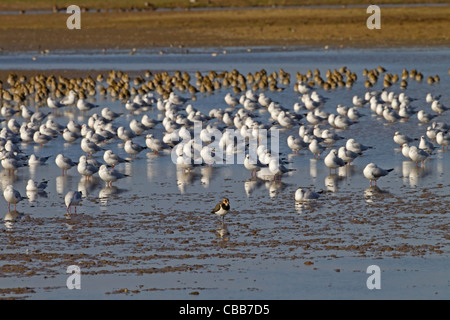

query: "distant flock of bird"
xmin=0 ymin=65 xmax=448 ymax=221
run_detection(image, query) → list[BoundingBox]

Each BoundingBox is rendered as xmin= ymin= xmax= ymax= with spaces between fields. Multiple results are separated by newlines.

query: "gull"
xmin=398 ymin=105 xmax=415 ymax=119
xmin=125 ymin=100 xmax=142 ymax=113
xmin=346 ymin=138 xmax=372 ymax=154
xmin=333 ymin=115 xmax=355 ymax=129
xmin=321 ymin=129 xmax=344 ymax=146
xmin=268 ymin=158 xmax=295 ymax=180
xmin=26 ymin=179 xmax=49 ymax=192
xmin=85 ymin=130 xmax=106 ymax=145
xmin=436 ymin=131 xmax=450 ymax=150
xmin=418 ymin=136 xmax=436 ymax=154
xmin=28 ymin=154 xmax=51 ymax=166
xmin=408 ymin=146 xmax=430 ymax=167
xmin=63 ymin=128 xmax=81 ymax=143
xmin=141 ymin=115 xmax=160 ymax=129
xmin=20 ymin=105 xmax=34 ymax=120
xmin=309 ymin=139 xmax=325 ymax=159
xmin=324 ymin=149 xmax=346 ymax=174
xmin=352 ymin=95 xmax=366 ymax=107
xmin=295 ymin=187 xmax=321 ymax=202
xmin=1 ymin=157 xmax=27 ymax=174
xmin=117 ymin=126 xmax=136 ymax=142
xmin=225 ymin=93 xmax=239 ymax=108
xmin=65 ymin=190 xmax=82 ymax=214
xmin=347 ymin=107 xmax=363 ymax=120
xmin=338 ymin=146 xmax=360 ymax=165
xmin=67 ymin=120 xmax=82 ymax=134
xmin=47 ymin=96 xmax=64 ymax=111
xmin=393 ymin=132 xmax=416 ymax=146
xmin=77 ymin=98 xmax=99 ymax=112
xmin=129 ymin=119 xmax=148 ymax=136
xmin=33 ymin=131 xmax=52 ymax=146
xmin=5 ymin=139 xmax=22 ymax=154
xmin=124 ymin=139 xmax=147 ymax=158
xmin=169 ymin=92 xmax=188 ymax=105
xmin=383 ymin=106 xmax=401 ymax=123
xmin=363 ymin=163 xmax=393 ymax=186
xmin=99 ymin=164 xmax=129 ymax=187
xmin=60 ymin=90 xmax=77 ymax=106
xmin=297 ymin=81 xmax=312 ymax=94
xmin=103 ymin=150 xmax=129 ymax=168
xmin=7 ymin=119 xmax=20 ymax=134
xmin=20 ymin=125 xmax=35 ymax=142
xmin=287 ymin=135 xmax=308 ymax=153
xmin=244 ymin=154 xmax=266 ymax=177
xmin=145 ymin=134 xmax=171 ymax=154
xmin=200 ymin=145 xmax=224 ymax=166
xmin=336 ymin=105 xmax=349 ymax=116
xmin=30 ymin=110 xmax=50 ymax=124
xmin=39 ymin=124 xmax=59 ymax=137
xmin=55 ymin=154 xmax=78 ymax=175
xmin=81 ymin=138 xmax=103 ymax=157
xmin=3 ymin=185 xmax=27 ymax=212
xmin=101 ymin=107 xmax=122 ymax=121
xmin=77 ymin=155 xmax=99 ymax=180
xmin=417 ymin=110 xmax=437 ymax=124
xmin=431 ymin=100 xmax=449 ymax=115
xmin=426 ymin=93 xmax=440 ymax=103
xmin=176 ymin=154 xmax=204 ymax=172
xmin=401 ymin=143 xmax=411 ymax=159
xmin=306 ymin=112 xmax=326 ymax=125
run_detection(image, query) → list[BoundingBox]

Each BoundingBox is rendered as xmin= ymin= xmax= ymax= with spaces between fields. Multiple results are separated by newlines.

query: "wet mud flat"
xmin=0 ymin=47 xmax=449 ymax=299
xmin=0 ymin=178 xmax=448 ymax=299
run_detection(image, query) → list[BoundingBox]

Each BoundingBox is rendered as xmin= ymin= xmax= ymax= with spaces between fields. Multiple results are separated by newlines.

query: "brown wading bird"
xmin=211 ymin=198 xmax=230 ymax=224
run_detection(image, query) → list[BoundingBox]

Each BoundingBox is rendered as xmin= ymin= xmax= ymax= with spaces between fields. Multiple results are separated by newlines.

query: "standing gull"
xmin=99 ymin=164 xmax=129 ymax=187
xmin=363 ymin=163 xmax=393 ymax=186
xmin=65 ymin=190 xmax=82 ymax=215
xmin=3 ymin=185 xmax=27 ymax=212
xmin=324 ymin=149 xmax=346 ymax=174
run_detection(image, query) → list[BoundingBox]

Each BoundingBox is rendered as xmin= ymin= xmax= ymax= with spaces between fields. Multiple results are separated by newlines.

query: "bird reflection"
xmin=26 ymin=190 xmax=48 ymax=202
xmin=364 ymin=185 xmax=388 ymax=203
xmin=408 ymin=165 xmax=428 ymax=187
xmin=294 ymin=201 xmax=321 ymax=214
xmin=338 ymin=164 xmax=357 ymax=178
xmin=56 ymin=175 xmax=70 ymax=194
xmin=4 ymin=210 xmax=23 ymax=229
xmin=266 ymin=180 xmax=287 ymax=198
xmin=78 ymin=176 xmax=100 ymax=196
xmin=402 ymin=161 xmax=429 ymax=187
xmin=176 ymin=169 xmax=200 ymax=194
xmin=325 ymin=174 xmax=343 ymax=192
xmin=216 ymin=223 xmax=230 ymax=240
xmin=200 ymin=166 xmax=214 ymax=187
xmin=309 ymin=159 xmax=317 ymax=179
xmin=0 ymin=170 xmax=18 ymax=189
xmin=99 ymin=185 xmax=126 ymax=205
xmin=244 ymin=177 xmax=264 ymax=197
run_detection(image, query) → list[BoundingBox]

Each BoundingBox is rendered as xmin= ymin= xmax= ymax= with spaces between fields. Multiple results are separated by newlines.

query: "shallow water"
xmin=0 ymin=47 xmax=449 ymax=299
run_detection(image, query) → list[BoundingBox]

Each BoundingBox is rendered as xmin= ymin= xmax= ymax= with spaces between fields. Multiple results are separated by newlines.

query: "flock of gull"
xmin=0 ymin=65 xmax=448 ymax=222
